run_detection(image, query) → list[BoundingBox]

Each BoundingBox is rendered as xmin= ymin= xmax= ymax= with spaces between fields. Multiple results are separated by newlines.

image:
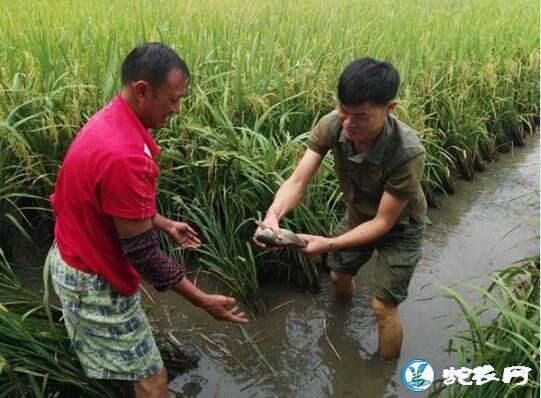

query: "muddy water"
xmin=11 ymin=136 xmax=538 ymax=397
xmin=139 ymin=137 xmax=540 ymax=398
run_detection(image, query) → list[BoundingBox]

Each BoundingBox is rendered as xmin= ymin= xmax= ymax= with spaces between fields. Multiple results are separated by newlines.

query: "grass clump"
xmin=431 ymin=256 xmax=540 ymax=397
xmin=0 ymin=250 xmax=130 ymax=397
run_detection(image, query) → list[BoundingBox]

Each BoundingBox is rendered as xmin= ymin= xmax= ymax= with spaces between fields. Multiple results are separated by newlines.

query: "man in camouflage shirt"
xmin=254 ymin=58 xmax=426 ymax=361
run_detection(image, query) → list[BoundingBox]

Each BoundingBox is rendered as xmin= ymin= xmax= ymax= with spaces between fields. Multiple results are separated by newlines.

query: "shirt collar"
xmin=338 ymin=115 xmax=391 ymax=165
xmin=114 ymin=94 xmax=161 ymax=158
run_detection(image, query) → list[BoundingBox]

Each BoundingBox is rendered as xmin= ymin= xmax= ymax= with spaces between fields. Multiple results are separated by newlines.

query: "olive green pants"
xmin=326 ymin=218 xmax=425 ymax=305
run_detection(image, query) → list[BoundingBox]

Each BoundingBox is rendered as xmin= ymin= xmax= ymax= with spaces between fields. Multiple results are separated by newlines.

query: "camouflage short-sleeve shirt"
xmin=308 ymin=111 xmax=427 ymax=227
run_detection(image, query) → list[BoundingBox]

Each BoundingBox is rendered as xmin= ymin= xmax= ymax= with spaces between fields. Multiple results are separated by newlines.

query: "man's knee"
xmin=330 ymin=270 xmax=355 ymax=302
xmin=331 ymin=270 xmax=353 ymax=285
xmin=372 ymin=297 xmax=398 ymax=319
xmin=134 ymin=367 xmax=168 ymax=398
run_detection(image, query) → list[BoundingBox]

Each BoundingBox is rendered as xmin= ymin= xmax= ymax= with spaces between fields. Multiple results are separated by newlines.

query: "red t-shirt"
xmin=50 ymin=94 xmax=160 ymax=296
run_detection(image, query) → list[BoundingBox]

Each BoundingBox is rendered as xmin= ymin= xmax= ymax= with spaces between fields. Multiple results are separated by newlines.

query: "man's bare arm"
xmin=264 ymin=148 xmax=324 ymax=221
xmin=331 ymin=192 xmax=409 ymax=250
xmin=254 ymin=148 xmax=323 ymax=247
xmin=113 ymin=217 xmax=247 ymax=323
xmin=297 ymin=191 xmax=409 ymax=254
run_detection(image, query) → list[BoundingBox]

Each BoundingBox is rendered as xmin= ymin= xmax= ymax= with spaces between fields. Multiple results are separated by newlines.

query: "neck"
xmin=121 ymin=89 xmax=150 ymax=129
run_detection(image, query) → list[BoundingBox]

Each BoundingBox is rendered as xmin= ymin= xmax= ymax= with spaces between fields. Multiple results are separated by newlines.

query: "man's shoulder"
xmin=387 ymin=114 xmax=424 ymax=153
xmin=311 ymin=110 xmax=341 ymax=141
xmin=318 ymin=110 xmax=341 ymax=133
xmin=82 ymin=104 xmax=145 ymax=156
xmin=381 ymin=115 xmax=424 ymax=168
xmin=307 ymin=110 xmax=342 ymax=155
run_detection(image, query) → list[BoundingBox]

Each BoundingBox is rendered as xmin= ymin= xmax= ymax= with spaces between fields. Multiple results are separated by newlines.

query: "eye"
xmin=354 ymin=114 xmax=368 ymax=121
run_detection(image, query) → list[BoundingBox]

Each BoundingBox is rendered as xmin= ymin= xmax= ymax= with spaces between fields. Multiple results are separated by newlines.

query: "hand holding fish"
xmin=253 ymin=218 xmax=308 ymax=250
xmin=295 ymin=234 xmax=335 ymax=255
xmin=252 ymin=215 xmax=283 ymax=250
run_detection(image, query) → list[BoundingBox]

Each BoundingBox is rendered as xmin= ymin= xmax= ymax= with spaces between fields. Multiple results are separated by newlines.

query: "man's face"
xmin=336 ymin=101 xmax=395 ymax=144
xmin=139 ymin=69 xmax=188 ymax=129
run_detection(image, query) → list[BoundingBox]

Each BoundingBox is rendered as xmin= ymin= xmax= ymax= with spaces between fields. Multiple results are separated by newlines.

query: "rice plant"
xmin=430 ymin=256 xmax=540 ymax=397
xmin=0 ymin=0 xmax=538 ymax=309
xmin=0 ymin=249 xmax=130 ymax=397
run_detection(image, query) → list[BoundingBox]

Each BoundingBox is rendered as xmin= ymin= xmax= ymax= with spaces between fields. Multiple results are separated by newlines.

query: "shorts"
xmin=326 ymin=217 xmax=425 ymax=305
xmin=48 ymin=242 xmax=163 ymax=381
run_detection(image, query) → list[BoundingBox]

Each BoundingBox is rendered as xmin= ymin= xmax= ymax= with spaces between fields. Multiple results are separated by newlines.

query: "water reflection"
xmin=321 ymin=289 xmax=398 ymax=398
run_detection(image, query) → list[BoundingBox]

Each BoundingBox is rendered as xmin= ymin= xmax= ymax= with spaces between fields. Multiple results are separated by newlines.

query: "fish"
xmin=255 ymin=227 xmax=307 ymax=248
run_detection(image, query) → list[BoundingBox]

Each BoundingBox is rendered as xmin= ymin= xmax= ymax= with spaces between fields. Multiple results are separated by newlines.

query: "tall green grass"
xmin=158 ymin=105 xmax=341 ymax=310
xmin=0 ymin=0 xmax=538 ymax=309
xmin=430 ymin=256 xmax=540 ymax=397
xmin=0 ymin=249 xmax=129 ymax=397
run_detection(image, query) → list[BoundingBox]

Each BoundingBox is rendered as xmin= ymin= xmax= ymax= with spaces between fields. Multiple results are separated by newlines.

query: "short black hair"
xmin=121 ymin=42 xmax=190 ymax=87
xmin=337 ymin=58 xmax=400 ymax=106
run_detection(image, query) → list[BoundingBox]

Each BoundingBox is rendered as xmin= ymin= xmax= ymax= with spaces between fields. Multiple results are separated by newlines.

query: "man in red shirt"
xmin=49 ymin=43 xmax=247 ymax=397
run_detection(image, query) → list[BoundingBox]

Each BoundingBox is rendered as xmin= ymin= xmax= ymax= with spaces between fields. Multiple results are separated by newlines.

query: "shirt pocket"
xmin=350 ymin=163 xmax=384 ymax=202
xmin=335 ymin=159 xmax=355 ymax=203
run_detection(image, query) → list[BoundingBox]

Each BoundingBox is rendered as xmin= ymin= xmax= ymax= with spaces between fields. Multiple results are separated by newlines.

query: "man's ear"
xmin=387 ymin=100 xmax=397 ymax=113
xmin=134 ymin=81 xmax=149 ymax=101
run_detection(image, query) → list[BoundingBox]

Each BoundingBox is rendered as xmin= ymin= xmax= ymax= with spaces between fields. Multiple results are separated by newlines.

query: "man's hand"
xmin=252 ymin=214 xmax=282 ymax=250
xmin=164 ymin=220 xmax=201 ymax=249
xmin=172 ymin=278 xmax=248 ymax=323
xmin=295 ymin=234 xmax=334 ymax=255
xmin=252 ymin=149 xmax=324 ymax=250
xmin=201 ymin=295 xmax=249 ymax=324
xmin=152 ymin=213 xmax=201 ymax=249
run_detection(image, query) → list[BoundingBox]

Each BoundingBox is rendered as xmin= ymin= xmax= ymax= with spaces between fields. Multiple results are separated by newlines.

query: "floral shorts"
xmin=48 ymin=242 xmax=163 ymax=381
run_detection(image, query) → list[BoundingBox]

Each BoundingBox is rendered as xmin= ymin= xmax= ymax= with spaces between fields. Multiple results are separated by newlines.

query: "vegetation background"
xmin=0 ymin=1 xmax=538 ymax=395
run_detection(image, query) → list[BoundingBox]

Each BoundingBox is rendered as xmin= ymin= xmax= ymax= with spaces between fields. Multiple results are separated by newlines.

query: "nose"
xmin=344 ymin=116 xmax=357 ymax=129
xmin=171 ymin=102 xmax=181 ymax=115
